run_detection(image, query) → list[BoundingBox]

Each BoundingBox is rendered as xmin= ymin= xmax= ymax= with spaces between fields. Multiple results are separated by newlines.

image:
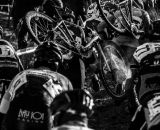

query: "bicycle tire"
xmin=25 ymin=11 xmax=74 ymax=59
xmin=95 ymin=0 xmax=127 ymax=34
xmin=99 ymin=41 xmax=133 ymax=100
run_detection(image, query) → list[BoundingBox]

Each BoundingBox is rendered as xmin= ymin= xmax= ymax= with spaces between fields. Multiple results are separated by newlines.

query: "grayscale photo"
xmin=0 ymin=0 xmax=160 ymax=130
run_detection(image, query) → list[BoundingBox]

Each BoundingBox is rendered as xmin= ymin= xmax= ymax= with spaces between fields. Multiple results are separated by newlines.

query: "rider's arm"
xmin=60 ymin=74 xmax=73 ymax=91
xmin=67 ymin=80 xmax=73 ymax=91
xmin=0 ymin=91 xmax=12 ymax=114
xmin=57 ymin=72 xmax=73 ymax=90
xmin=0 ymin=71 xmax=25 ymax=114
xmin=0 ymin=92 xmax=11 ymax=128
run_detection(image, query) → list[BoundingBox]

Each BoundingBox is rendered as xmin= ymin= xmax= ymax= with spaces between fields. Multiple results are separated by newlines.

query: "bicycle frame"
xmin=51 ymin=6 xmax=113 ymax=72
xmin=22 ymin=1 xmax=133 ymax=99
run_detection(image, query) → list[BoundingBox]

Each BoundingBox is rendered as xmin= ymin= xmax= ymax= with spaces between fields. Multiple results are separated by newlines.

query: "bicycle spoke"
xmin=30 ymin=20 xmax=45 ymax=34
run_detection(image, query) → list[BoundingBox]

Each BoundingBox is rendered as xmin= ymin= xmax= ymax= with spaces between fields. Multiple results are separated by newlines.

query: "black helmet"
xmin=51 ymin=89 xmax=94 ymax=117
xmin=34 ymin=41 xmax=63 ymax=70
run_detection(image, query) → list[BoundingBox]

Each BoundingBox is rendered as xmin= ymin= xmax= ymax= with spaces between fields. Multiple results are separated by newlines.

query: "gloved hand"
xmin=0 ymin=91 xmax=12 ymax=114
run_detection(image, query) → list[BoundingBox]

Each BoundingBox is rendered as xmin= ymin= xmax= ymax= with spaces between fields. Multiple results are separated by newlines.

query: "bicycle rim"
xmin=100 ymin=43 xmax=132 ymax=99
xmin=25 ymin=11 xmax=74 ymax=59
xmin=25 ymin=11 xmax=58 ymax=45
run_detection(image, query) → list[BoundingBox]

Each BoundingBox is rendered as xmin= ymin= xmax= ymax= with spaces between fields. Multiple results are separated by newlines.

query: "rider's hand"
xmin=0 ymin=91 xmax=12 ymax=114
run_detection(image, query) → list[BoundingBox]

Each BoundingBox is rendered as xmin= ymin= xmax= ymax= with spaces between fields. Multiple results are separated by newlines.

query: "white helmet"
xmin=133 ymin=42 xmax=160 ymax=63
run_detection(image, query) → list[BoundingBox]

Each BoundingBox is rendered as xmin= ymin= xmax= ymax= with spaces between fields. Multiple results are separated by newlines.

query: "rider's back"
xmin=3 ymin=68 xmax=72 ymax=130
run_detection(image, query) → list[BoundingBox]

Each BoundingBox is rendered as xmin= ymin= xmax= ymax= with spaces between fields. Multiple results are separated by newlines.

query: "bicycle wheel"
xmin=95 ymin=0 xmax=127 ymax=34
xmin=25 ymin=11 xmax=55 ymax=45
xmin=25 ymin=11 xmax=73 ymax=59
xmin=100 ymin=41 xmax=132 ymax=100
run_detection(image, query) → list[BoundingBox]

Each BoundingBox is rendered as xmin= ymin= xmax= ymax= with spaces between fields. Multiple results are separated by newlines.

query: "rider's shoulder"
xmin=11 ymin=69 xmax=73 ymax=90
xmin=8 ymin=69 xmax=53 ymax=87
xmin=42 ymin=70 xmax=70 ymax=81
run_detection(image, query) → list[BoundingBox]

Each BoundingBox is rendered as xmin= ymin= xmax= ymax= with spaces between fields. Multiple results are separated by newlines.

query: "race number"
xmin=43 ymin=79 xmax=63 ymax=98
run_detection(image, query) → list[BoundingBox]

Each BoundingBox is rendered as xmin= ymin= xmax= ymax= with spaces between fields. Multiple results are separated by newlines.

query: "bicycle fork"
xmin=96 ymin=43 xmax=111 ymax=72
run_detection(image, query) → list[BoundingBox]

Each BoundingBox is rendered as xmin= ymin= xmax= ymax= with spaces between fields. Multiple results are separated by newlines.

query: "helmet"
xmin=51 ymin=89 xmax=94 ymax=117
xmin=133 ymin=42 xmax=160 ymax=65
xmin=34 ymin=41 xmax=63 ymax=70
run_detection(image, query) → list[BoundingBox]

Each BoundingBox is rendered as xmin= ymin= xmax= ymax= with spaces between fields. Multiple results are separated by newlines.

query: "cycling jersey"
xmin=0 ymin=68 xmax=73 ymax=114
xmin=0 ymin=39 xmax=23 ymax=102
xmin=0 ymin=68 xmax=73 ymax=130
xmin=97 ymin=7 xmax=150 ymax=47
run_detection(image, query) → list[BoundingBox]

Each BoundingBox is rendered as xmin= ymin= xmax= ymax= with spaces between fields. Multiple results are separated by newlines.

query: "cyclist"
xmin=51 ymin=89 xmax=94 ymax=130
xmin=128 ymin=41 xmax=160 ymax=130
xmin=97 ymin=0 xmax=151 ymax=64
xmin=0 ymin=41 xmax=73 ymax=130
xmin=12 ymin=0 xmax=63 ymax=49
xmin=0 ymin=39 xmax=23 ymax=103
xmin=95 ymin=0 xmax=152 ymax=115
xmin=128 ymin=2 xmax=160 ymax=129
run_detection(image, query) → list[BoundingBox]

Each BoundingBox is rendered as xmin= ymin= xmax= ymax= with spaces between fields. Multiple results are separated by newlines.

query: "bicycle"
xmin=22 ymin=1 xmax=133 ymax=100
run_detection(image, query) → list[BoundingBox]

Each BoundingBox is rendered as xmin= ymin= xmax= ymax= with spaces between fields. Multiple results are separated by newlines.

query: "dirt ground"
xmin=0 ymin=13 xmax=133 ymax=130
xmin=89 ymin=91 xmax=132 ymax=130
